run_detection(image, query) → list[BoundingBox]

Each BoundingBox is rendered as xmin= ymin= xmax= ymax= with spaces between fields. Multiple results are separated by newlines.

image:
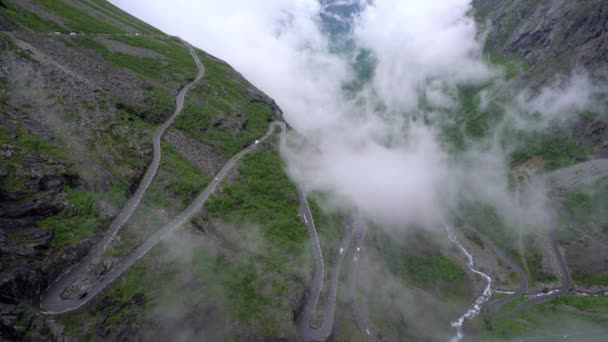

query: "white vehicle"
xmin=255 ymin=140 xmax=259 ymax=144
xmin=339 ymin=248 xmax=344 ymax=255
xmin=135 ymin=33 xmax=141 ymax=36
xmin=69 ymin=32 xmax=78 ymax=36
xmin=215 ymin=177 xmax=219 ymax=181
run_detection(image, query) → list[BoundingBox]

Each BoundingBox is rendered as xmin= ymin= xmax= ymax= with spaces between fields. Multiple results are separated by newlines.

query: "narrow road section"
xmin=484 ymin=234 xmax=528 ymax=314
xmin=294 ymin=198 xmax=354 ymax=341
xmin=40 ymin=42 xmax=204 ymax=313
xmin=511 ymin=227 xmax=571 ymax=313
xmin=41 ymin=120 xmax=286 ymax=313
xmin=40 ymin=41 xmax=286 ymax=313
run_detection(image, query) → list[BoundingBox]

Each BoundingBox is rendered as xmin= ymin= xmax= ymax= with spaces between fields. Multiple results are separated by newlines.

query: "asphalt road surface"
xmin=487 ymin=159 xmax=608 ymax=315
xmin=41 ymin=120 xmax=286 ymax=313
xmin=511 ymin=226 xmax=572 ymax=313
xmin=347 ymin=221 xmax=375 ymax=341
xmin=485 ymin=234 xmax=528 ymax=314
xmin=295 ymin=211 xmax=354 ymax=341
xmin=40 ymin=41 xmax=204 ymax=313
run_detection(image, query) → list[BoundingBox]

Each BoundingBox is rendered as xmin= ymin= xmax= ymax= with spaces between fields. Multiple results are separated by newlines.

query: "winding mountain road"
xmin=500 ymin=159 xmax=608 ymax=313
xmin=295 ymin=209 xmax=354 ymax=341
xmin=39 ymin=42 xmax=286 ymax=313
xmin=41 ymin=118 xmax=286 ymax=312
xmin=485 ymin=234 xmax=528 ymax=314
xmin=40 ymin=41 xmax=204 ymax=313
xmin=511 ymin=226 xmax=572 ymax=313
xmin=489 ymin=159 xmax=608 ymax=315
xmin=37 ymin=30 xmax=608 ymax=338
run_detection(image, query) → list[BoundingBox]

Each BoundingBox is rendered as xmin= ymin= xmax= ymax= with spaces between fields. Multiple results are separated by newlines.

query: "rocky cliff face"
xmin=474 ymin=0 xmax=608 ymax=159
xmin=474 ymin=0 xmax=608 ymax=88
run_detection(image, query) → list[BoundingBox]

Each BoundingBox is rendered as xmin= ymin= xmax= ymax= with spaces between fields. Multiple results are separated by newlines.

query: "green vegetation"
xmin=399 ymin=255 xmax=465 ymax=285
xmin=73 ymin=36 xmax=193 ymax=83
xmin=58 ymin=261 xmax=151 ymax=340
xmin=436 ymin=84 xmax=506 ymax=151
xmin=38 ymin=188 xmax=105 ymax=246
xmin=100 ymin=139 xmax=208 ymax=258
xmin=473 ymin=296 xmax=608 ymax=340
xmin=147 ymin=141 xmax=209 ymax=207
xmin=308 ymin=194 xmax=343 ymax=259
xmin=0 ymin=125 xmax=66 ymax=175
xmin=142 ymin=87 xmax=175 ymax=123
xmin=60 ymin=134 xmax=306 ymax=339
xmin=86 ymin=0 xmax=164 ymax=35
xmin=34 ymin=0 xmax=124 ymax=34
xmin=473 ymin=7 xmax=490 ymax=23
xmin=0 ymin=32 xmax=37 ymax=62
xmin=112 ymin=35 xmax=197 ymax=79
xmin=93 ymin=110 xmax=153 ymax=175
xmin=111 ymin=87 xmax=175 ymax=125
xmin=198 ymin=134 xmax=308 ymax=328
xmin=0 ymin=74 xmax=8 ymax=107
xmin=225 ymin=259 xmax=270 ymax=321
xmin=580 ymin=111 xmax=600 ymax=122
xmin=553 ymin=295 xmax=608 ymax=313
xmin=572 ymin=272 xmax=608 ymax=286
xmin=205 ymin=136 xmax=306 ymax=250
xmin=380 ymin=230 xmax=467 ymax=300
xmin=0 ymin=2 xmax=64 ymax=32
xmin=433 ymin=50 xmax=530 ymax=151
xmin=528 ymin=252 xmax=558 ymax=283
xmin=342 ymin=48 xmax=377 ymax=95
xmin=469 ymin=205 xmax=518 ymax=257
xmin=466 ymin=204 xmax=557 ymax=285
xmin=563 ymin=179 xmax=608 ymax=223
xmin=175 ymin=51 xmax=277 ymax=157
xmin=16 ymin=127 xmax=65 ymax=160
xmin=509 ymin=130 xmax=584 ymax=170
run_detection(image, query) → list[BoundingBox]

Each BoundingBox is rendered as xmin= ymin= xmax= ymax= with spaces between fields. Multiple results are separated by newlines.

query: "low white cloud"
xmin=516 ymin=71 xmax=605 ymax=124
xmin=110 ymin=0 xmax=601 ymax=232
xmin=354 ymin=0 xmax=495 ymax=112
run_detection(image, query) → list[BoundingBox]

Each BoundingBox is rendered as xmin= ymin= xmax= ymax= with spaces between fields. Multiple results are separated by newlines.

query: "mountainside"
xmin=1 ymin=1 xmax=607 ymax=341
xmin=1 ymin=0 xmax=289 ymax=340
xmin=475 ymin=0 xmax=608 ymax=90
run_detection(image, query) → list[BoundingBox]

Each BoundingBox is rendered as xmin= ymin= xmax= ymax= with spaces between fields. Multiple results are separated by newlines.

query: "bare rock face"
xmin=474 ymin=0 xmax=608 ymax=88
xmin=247 ymin=86 xmax=283 ymax=118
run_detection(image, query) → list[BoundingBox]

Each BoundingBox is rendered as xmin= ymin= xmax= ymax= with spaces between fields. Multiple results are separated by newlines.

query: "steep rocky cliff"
xmin=474 ymin=0 xmax=608 ymax=88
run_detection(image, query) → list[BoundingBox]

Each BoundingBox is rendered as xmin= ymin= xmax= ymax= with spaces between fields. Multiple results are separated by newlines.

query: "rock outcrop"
xmin=474 ymin=0 xmax=608 ymax=88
